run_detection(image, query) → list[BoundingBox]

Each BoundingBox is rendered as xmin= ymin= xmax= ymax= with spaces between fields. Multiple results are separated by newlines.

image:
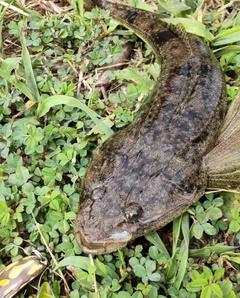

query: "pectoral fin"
xmin=204 ymin=92 xmax=240 ymax=190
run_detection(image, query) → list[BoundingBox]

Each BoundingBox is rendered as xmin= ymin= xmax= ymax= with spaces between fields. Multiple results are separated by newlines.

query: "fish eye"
xmin=124 ymin=203 xmax=143 ymax=222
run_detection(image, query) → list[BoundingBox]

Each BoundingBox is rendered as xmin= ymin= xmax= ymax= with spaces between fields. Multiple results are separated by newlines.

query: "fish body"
xmin=75 ymin=0 xmax=226 ymax=254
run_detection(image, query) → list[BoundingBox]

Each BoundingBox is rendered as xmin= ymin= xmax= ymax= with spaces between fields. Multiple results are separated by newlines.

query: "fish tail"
xmin=203 ymin=92 xmax=240 ymax=190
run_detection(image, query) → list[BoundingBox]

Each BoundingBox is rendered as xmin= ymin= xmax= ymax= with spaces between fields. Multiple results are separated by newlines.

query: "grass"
xmin=0 ymin=0 xmax=240 ymax=297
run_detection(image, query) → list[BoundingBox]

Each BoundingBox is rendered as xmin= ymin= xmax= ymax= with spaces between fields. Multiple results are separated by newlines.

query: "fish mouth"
xmin=75 ymin=225 xmax=132 ymax=255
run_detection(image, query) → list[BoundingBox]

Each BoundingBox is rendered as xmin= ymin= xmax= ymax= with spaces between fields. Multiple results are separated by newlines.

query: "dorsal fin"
xmin=203 ymin=93 xmax=240 ymax=190
xmin=169 ymin=23 xmax=193 ymax=54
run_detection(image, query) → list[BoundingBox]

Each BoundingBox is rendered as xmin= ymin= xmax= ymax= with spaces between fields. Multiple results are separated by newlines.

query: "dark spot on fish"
xmin=125 ymin=9 xmax=138 ymax=23
xmin=175 ymin=63 xmax=192 ymax=76
xmin=199 ymin=64 xmax=210 ymax=76
xmin=192 ymin=130 xmax=209 ymax=145
xmin=151 ymin=30 xmax=176 ymax=46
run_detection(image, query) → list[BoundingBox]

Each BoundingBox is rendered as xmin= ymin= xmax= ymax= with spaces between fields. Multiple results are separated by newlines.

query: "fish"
xmin=75 ymin=0 xmax=239 ymax=255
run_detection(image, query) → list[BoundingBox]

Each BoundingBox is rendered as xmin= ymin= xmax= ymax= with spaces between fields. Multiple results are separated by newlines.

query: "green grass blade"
xmin=0 ymin=11 xmax=3 ymax=54
xmin=19 ymin=21 xmax=40 ymax=101
xmin=213 ymin=45 xmax=240 ymax=57
xmin=95 ymin=258 xmax=119 ymax=280
xmin=189 ymin=243 xmax=238 ymax=258
xmin=0 ymin=0 xmax=40 ymax=16
xmin=0 ymin=67 xmax=36 ymax=101
xmin=172 ymin=215 xmax=182 ymax=256
xmin=0 ymin=57 xmax=22 ymax=73
xmin=163 ymin=17 xmax=214 ymax=41
xmin=54 ymin=256 xmax=91 ymax=271
xmin=54 ymin=256 xmax=119 ymax=279
xmin=145 ymin=231 xmax=170 ymax=258
xmin=165 ymin=249 xmax=178 ymax=281
xmin=174 ymin=213 xmax=190 ymax=290
xmin=10 ymin=75 xmax=36 ymax=101
xmin=37 ymin=282 xmax=56 ymax=298
xmin=212 ymin=27 xmax=240 ymax=46
xmin=37 ymin=95 xmax=114 ymax=137
xmin=68 ymin=0 xmax=84 ymax=16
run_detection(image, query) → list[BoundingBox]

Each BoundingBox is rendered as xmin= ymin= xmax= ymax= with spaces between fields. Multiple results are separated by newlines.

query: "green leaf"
xmin=147 ymin=286 xmax=158 ymax=298
xmin=0 ymin=57 xmax=22 ymax=74
xmin=228 ymin=290 xmax=238 ymax=298
xmin=64 ymin=212 xmax=76 ymax=220
xmin=54 ymin=256 xmax=91 ymax=271
xmin=37 ymin=282 xmax=56 ymax=298
xmin=231 ymin=207 xmax=240 ymax=220
xmin=172 ymin=215 xmax=182 ymax=255
xmin=116 ymin=68 xmax=154 ymax=93
xmin=186 ymin=282 xmax=201 ymax=293
xmin=19 ymin=25 xmax=40 ymax=100
xmin=1 ymin=213 xmax=10 ymax=226
xmin=0 ymin=52 xmax=34 ymax=102
xmin=13 ymin=237 xmax=23 ymax=245
xmin=202 ymin=266 xmax=213 ymax=281
xmin=191 ymin=222 xmax=203 ymax=239
xmin=205 ymin=207 xmax=222 ymax=220
xmin=145 ymin=231 xmax=170 ymax=258
xmin=58 ymin=219 xmax=70 ymax=233
xmin=176 ymin=214 xmax=189 ymax=286
xmin=145 ymin=259 xmax=156 ymax=275
xmin=213 ymin=267 xmax=224 ymax=280
xmin=117 ymin=291 xmax=131 ymax=298
xmin=162 ymin=18 xmax=214 ymax=40
xmin=148 ymin=272 xmax=161 ymax=282
xmin=167 ymin=286 xmax=178 ymax=296
xmin=133 ymin=264 xmax=146 ymax=278
xmin=225 ymin=256 xmax=240 ymax=264
xmin=22 ymin=182 xmax=35 ymax=194
xmin=229 ymin=221 xmax=240 ymax=233
xmin=217 ymin=220 xmax=228 ymax=231
xmin=0 ymin=201 xmax=9 ymax=218
xmin=188 ymin=270 xmax=201 ymax=281
xmin=8 ymin=166 xmax=32 ymax=186
xmin=50 ymin=199 xmax=60 ymax=210
xmin=94 ymin=258 xmax=119 ymax=280
xmin=36 ymin=95 xmax=113 ymax=137
xmin=200 ymin=285 xmax=212 ymax=298
xmin=211 ymin=283 xmax=223 ymax=297
xmin=129 ymin=257 xmax=139 ymax=267
xmin=134 ymin=0 xmax=154 ymax=12
xmin=220 ymin=193 xmax=240 ymax=220
xmin=212 ymin=197 xmax=224 ymax=207
xmin=57 ymin=153 xmax=69 ymax=166
xmin=132 ymin=292 xmax=143 ymax=298
xmin=189 ymin=243 xmax=238 ymax=259
xmin=219 ymin=280 xmax=233 ymax=296
xmin=42 ymin=167 xmax=61 ymax=186
xmin=157 ymin=0 xmax=191 ymax=14
xmin=188 ymin=278 xmax=208 ymax=287
xmin=148 ymin=246 xmax=160 ymax=259
xmin=212 ymin=27 xmax=240 ymax=46
xmin=202 ymin=223 xmax=217 ymax=235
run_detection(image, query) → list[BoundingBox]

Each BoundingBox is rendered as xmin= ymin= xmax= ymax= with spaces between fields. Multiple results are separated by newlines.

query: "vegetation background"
xmin=0 ymin=0 xmax=240 ymax=297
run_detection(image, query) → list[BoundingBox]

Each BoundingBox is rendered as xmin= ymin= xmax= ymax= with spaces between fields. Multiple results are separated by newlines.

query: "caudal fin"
xmin=203 ymin=92 xmax=240 ymax=190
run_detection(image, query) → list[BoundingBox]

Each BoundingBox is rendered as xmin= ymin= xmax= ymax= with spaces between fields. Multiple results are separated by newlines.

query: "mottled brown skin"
xmin=75 ymin=0 xmax=226 ymax=254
